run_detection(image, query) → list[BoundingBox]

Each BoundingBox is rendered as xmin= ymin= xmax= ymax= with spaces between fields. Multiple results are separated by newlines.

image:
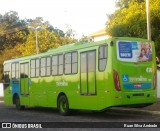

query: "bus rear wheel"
xmin=15 ymin=96 xmax=25 ymax=110
xmin=58 ymin=95 xmax=70 ymax=116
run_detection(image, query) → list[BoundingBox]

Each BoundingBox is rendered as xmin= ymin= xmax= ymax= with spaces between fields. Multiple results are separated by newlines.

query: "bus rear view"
xmin=112 ymin=38 xmax=157 ymax=107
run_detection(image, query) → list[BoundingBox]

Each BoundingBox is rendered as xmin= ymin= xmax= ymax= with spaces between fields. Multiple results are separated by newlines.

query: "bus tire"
xmin=58 ymin=95 xmax=70 ymax=116
xmin=15 ymin=96 xmax=25 ymax=110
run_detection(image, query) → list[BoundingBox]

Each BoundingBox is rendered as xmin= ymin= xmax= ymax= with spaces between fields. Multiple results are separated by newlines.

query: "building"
xmin=89 ymin=28 xmax=110 ymax=42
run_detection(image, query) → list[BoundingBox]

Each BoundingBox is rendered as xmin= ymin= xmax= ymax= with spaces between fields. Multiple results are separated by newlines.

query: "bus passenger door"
xmin=20 ymin=63 xmax=29 ymax=105
xmin=80 ymin=50 xmax=96 ymax=95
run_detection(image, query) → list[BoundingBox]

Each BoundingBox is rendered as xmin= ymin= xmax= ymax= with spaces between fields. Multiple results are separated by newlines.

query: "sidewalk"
xmin=142 ymin=99 xmax=160 ymax=111
xmin=111 ymin=99 xmax=160 ymax=116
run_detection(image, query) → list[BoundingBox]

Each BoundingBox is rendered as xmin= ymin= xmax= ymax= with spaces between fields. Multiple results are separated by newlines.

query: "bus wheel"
xmin=15 ymin=96 xmax=25 ymax=110
xmin=58 ymin=95 xmax=70 ymax=116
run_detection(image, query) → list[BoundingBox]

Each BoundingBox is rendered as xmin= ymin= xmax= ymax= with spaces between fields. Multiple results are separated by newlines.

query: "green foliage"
xmin=115 ymin=0 xmax=144 ymax=8
xmin=0 ymin=11 xmax=77 ymax=80
xmin=115 ymin=0 xmax=130 ymax=8
xmin=0 ymin=11 xmax=28 ymax=50
xmin=79 ymin=35 xmax=93 ymax=43
xmin=18 ymin=25 xmax=77 ymax=56
xmin=107 ymin=0 xmax=160 ymax=56
xmin=0 ymin=44 xmax=22 ymax=81
xmin=107 ymin=1 xmax=146 ymax=37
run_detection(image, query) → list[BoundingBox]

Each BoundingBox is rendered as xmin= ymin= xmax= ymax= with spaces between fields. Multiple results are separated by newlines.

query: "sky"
xmin=0 ymin=0 xmax=116 ymax=38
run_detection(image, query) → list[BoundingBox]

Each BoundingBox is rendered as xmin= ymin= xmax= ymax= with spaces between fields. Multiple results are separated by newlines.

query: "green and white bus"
xmin=3 ymin=37 xmax=157 ymax=115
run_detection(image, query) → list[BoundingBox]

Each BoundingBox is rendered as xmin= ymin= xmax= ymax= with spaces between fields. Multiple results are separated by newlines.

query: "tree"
xmin=0 ymin=12 xmax=77 ymax=80
xmin=65 ymin=24 xmax=76 ymax=39
xmin=115 ymin=0 xmax=145 ymax=8
xmin=106 ymin=0 xmax=160 ymax=56
xmin=0 ymin=11 xmax=28 ymax=50
xmin=115 ymin=0 xmax=130 ymax=8
xmin=107 ymin=1 xmax=146 ymax=37
xmin=0 ymin=44 xmax=22 ymax=81
xmin=18 ymin=20 xmax=77 ymax=56
xmin=79 ymin=35 xmax=93 ymax=43
xmin=17 ymin=26 xmax=60 ymax=56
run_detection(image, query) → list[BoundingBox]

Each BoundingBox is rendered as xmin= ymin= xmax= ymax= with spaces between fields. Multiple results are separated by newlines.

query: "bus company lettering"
xmin=129 ymin=76 xmax=148 ymax=82
xmin=56 ymin=80 xmax=68 ymax=87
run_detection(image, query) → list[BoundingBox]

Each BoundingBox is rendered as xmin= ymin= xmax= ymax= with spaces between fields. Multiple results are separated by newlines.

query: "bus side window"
xmin=3 ymin=63 xmax=11 ymax=88
xmin=11 ymin=62 xmax=19 ymax=79
xmin=11 ymin=63 xmax=16 ymax=79
xmin=64 ymin=52 xmax=78 ymax=74
xmin=40 ymin=57 xmax=46 ymax=77
xmin=99 ymin=45 xmax=108 ymax=71
xmin=58 ymin=54 xmax=63 ymax=75
xmin=36 ymin=59 xmax=40 ymax=77
xmin=3 ymin=72 xmax=10 ymax=83
xmin=64 ymin=53 xmax=72 ymax=74
xmin=52 ymin=55 xmax=58 ymax=76
xmin=52 ymin=54 xmax=63 ymax=76
xmin=46 ymin=57 xmax=51 ymax=76
xmin=31 ymin=59 xmax=39 ymax=78
xmin=72 ymin=52 xmax=78 ymax=74
xmin=31 ymin=59 xmax=36 ymax=77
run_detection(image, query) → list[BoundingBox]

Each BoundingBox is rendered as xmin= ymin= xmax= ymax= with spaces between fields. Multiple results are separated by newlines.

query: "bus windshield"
xmin=116 ymin=41 xmax=152 ymax=62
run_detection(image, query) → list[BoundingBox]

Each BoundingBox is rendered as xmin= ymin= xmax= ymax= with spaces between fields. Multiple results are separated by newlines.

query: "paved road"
xmin=0 ymin=102 xmax=160 ymax=130
xmin=0 ymin=102 xmax=160 ymax=122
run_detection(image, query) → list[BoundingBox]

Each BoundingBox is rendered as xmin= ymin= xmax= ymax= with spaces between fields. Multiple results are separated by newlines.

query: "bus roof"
xmin=3 ymin=37 xmax=151 ymax=64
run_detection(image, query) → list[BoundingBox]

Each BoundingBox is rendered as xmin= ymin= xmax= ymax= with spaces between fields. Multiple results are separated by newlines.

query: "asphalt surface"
xmin=0 ymin=101 xmax=160 ymax=121
xmin=0 ymin=101 xmax=160 ymax=130
xmin=1 ymin=71 xmax=160 ymax=130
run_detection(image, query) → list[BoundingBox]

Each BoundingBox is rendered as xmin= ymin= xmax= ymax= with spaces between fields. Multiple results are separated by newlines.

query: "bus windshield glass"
xmin=116 ymin=41 xmax=152 ymax=62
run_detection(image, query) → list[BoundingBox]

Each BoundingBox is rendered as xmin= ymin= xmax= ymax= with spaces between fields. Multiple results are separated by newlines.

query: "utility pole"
xmin=28 ymin=26 xmax=42 ymax=54
xmin=146 ymin=0 xmax=151 ymax=41
xmin=35 ymin=29 xmax=39 ymax=54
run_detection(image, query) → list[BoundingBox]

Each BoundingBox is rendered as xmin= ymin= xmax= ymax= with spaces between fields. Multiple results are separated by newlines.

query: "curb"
xmin=110 ymin=107 xmax=160 ymax=116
